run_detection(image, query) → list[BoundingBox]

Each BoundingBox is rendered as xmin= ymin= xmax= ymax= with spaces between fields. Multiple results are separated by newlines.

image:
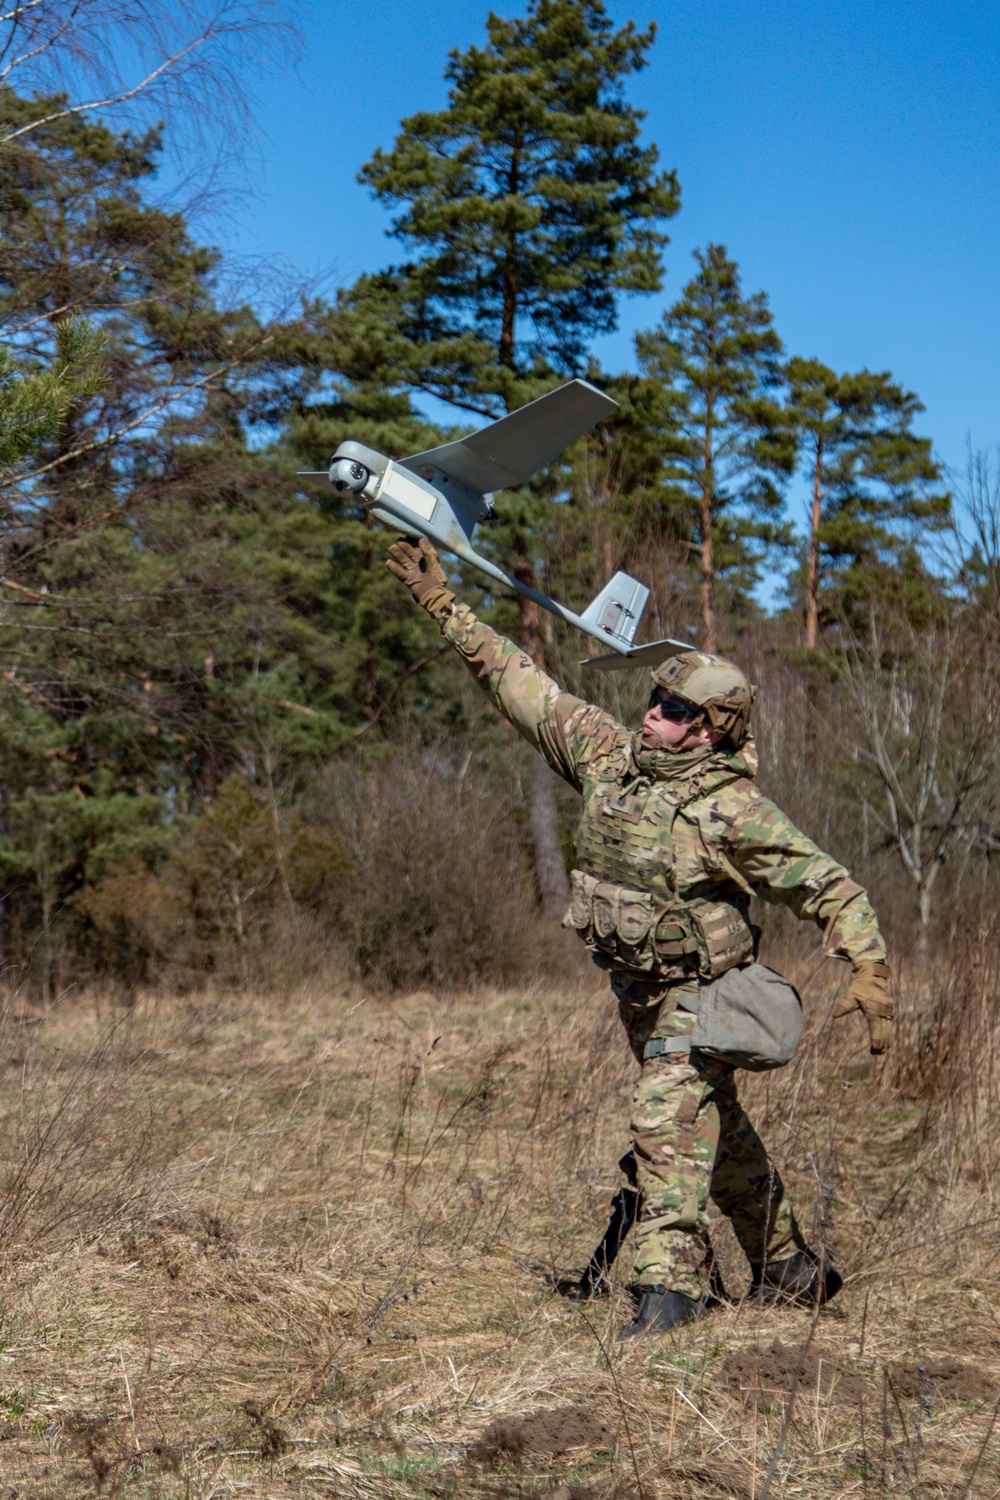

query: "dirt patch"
xmin=470 ymin=1404 xmax=613 ymax=1463
xmin=720 ymin=1338 xmax=866 ymax=1408
xmin=237 ymin=1399 xmax=289 ymax=1459
xmin=891 ymin=1358 xmax=997 ymax=1405
xmin=445 ymin=1479 xmax=642 ymax=1500
xmin=56 ymin=1412 xmax=130 ymax=1488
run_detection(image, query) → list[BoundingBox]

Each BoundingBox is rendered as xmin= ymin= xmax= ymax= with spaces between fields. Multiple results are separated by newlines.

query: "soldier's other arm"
xmin=386 ymin=538 xmax=619 ymax=790
xmin=720 ymin=789 xmax=893 ymax=1053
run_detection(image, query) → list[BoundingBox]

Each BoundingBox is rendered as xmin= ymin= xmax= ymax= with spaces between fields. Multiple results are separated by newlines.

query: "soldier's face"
xmin=642 ymin=691 xmax=723 ymax=750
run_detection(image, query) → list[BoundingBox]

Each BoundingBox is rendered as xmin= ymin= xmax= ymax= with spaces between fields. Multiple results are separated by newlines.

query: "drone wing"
xmin=401 ymin=379 xmax=618 ymax=495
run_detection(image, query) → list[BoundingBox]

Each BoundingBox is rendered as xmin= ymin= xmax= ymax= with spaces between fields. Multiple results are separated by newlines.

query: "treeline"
xmin=0 ymin=0 xmax=997 ymax=999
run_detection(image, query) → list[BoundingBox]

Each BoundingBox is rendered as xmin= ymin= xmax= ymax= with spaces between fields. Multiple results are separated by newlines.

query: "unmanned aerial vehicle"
xmin=302 ymin=379 xmax=686 ymax=668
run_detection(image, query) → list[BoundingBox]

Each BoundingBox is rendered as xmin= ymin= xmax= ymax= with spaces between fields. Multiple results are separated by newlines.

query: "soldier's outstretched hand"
xmin=386 ymin=537 xmax=455 ymax=620
xmin=834 ymin=961 xmax=894 ymax=1055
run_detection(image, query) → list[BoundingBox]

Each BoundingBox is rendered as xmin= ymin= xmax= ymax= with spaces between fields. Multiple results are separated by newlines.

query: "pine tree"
xmin=636 ymin=245 xmax=792 ymax=652
xmin=344 ymin=0 xmax=679 ymax=915
xmin=278 ymin=321 xmax=456 ymax=729
xmin=357 ymin=0 xmax=678 ymax=412
xmin=784 ymin=357 xmax=950 ymax=644
xmin=0 ymin=91 xmax=270 ymax=528
xmin=0 ymin=93 xmax=358 ymax=988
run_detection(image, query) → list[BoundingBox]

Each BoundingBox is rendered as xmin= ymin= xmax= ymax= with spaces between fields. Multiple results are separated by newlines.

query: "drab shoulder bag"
xmin=687 ymin=963 xmax=804 ymax=1071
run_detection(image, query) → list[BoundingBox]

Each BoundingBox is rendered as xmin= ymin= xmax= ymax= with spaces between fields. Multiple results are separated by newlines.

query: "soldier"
xmin=386 ymin=538 xmax=893 ymax=1339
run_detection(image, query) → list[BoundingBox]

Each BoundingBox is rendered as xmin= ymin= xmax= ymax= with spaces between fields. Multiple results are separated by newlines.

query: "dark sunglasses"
xmin=649 ymin=692 xmax=697 ymax=722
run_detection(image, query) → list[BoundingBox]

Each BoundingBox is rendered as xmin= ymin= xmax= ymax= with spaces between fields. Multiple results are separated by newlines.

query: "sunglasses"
xmin=649 ymin=693 xmax=698 ymax=722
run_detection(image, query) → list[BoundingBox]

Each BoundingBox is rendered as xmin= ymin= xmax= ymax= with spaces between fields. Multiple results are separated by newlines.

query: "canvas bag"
xmin=673 ymin=963 xmax=804 ymax=1071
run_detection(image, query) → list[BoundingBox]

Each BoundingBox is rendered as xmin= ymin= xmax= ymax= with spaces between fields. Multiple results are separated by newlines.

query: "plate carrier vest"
xmin=563 ymin=759 xmax=756 ymax=982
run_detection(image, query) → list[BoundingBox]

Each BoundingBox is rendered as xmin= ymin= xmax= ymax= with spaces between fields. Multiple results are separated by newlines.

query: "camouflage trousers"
xmin=615 ymin=976 xmax=805 ymax=1299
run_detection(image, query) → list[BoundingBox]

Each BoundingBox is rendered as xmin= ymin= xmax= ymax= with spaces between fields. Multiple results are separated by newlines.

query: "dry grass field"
xmin=1 ymin=944 xmax=999 ymax=1499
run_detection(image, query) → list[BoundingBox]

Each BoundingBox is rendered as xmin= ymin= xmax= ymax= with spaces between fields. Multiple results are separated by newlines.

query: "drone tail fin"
xmin=579 ymin=571 xmax=649 ymax=649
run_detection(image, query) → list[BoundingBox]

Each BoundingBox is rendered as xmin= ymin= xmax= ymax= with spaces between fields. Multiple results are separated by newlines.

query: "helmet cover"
xmin=649 ymin=650 xmax=756 ymax=746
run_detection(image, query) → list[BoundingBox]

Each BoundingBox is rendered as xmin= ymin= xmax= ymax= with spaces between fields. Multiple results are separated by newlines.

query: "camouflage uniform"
xmin=439 ymin=602 xmax=886 ymax=1298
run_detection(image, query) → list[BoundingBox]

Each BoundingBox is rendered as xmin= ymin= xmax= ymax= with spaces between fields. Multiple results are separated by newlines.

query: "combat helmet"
xmin=649 ymin=650 xmax=756 ymax=747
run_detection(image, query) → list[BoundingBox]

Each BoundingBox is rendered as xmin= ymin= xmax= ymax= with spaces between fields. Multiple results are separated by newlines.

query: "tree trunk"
xmin=40 ymin=879 xmax=53 ymax=1006
xmin=498 ymin=162 xmax=566 ymax=919
xmin=499 ymin=141 xmax=521 ymax=369
xmin=362 ymin=539 xmax=378 ymax=712
xmin=699 ymin=501 xmax=716 ymax=653
xmin=804 ymin=440 xmax=823 ymax=649
xmin=514 ymin=560 xmax=570 ymax=919
xmin=230 ymin=886 xmax=249 ymax=988
xmin=700 ymin=411 xmax=717 ymax=653
xmin=917 ymin=883 xmax=932 ymax=951
xmin=500 ymin=267 xmax=517 ymax=370
xmin=0 ymin=789 xmax=5 ymax=974
xmin=263 ymin=748 xmax=294 ymax=911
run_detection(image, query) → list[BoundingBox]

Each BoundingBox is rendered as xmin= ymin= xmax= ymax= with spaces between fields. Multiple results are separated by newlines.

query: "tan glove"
xmin=386 ymin=537 xmax=455 ymax=622
xmin=833 ymin=961 xmax=894 ymax=1055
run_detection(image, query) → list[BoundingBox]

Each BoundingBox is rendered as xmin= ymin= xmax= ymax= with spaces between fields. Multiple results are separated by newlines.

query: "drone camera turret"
xmin=330 ymin=458 xmax=369 ymax=493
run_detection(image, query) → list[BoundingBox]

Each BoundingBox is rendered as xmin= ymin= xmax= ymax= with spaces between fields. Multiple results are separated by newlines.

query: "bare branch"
xmin=2 ymin=31 xmax=214 ymax=140
xmin=0 ymin=1 xmax=297 ymax=164
xmin=835 ymin=605 xmax=1000 ymax=937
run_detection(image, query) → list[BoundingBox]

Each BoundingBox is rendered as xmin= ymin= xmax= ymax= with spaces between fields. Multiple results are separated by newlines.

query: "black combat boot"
xmin=617 ymin=1285 xmax=715 ymax=1340
xmin=748 ymin=1249 xmax=843 ymax=1307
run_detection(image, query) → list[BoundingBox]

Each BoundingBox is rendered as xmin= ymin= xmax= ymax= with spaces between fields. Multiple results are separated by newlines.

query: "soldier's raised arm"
xmin=386 ymin=538 xmax=623 ymax=791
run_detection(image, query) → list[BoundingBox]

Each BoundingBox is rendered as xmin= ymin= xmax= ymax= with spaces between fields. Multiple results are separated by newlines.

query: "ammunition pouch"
xmin=563 ymin=870 xmax=755 ymax=981
xmin=689 ymin=901 xmax=757 ymax=979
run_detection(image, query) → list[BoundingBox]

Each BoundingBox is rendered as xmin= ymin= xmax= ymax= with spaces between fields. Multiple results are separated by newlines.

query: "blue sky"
xmin=215 ymin=0 xmax=998 ymax=508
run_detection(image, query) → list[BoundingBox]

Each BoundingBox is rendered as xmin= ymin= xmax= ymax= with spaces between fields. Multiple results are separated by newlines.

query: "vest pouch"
xmin=616 ymin=889 xmax=654 ymax=970
xmin=690 ymin=899 xmax=755 ymax=979
xmin=689 ymin=964 xmax=803 ymax=1071
xmin=564 ymin=868 xmax=597 ymax=940
xmin=591 ymin=882 xmax=620 ymax=944
xmin=654 ymin=917 xmax=694 ymax=959
xmin=563 ymin=872 xmax=670 ymax=975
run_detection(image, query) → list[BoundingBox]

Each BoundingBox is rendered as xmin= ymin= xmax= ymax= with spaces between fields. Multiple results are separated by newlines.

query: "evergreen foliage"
xmin=357 ymin=0 xmax=679 ymax=412
xmin=784 ymin=357 xmax=951 ymax=642
xmin=276 ymin=305 xmax=461 ymax=726
xmin=635 ymin=245 xmax=793 ymax=651
xmin=329 ymin=0 xmax=685 ymax=642
xmin=336 ymin=0 xmax=685 ymax=918
xmin=0 ymin=90 xmax=353 ymax=984
xmin=0 ymin=320 xmax=104 ymax=476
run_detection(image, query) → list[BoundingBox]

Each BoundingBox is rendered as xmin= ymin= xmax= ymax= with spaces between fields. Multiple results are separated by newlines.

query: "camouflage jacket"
xmin=441 ymin=602 xmax=886 ymax=967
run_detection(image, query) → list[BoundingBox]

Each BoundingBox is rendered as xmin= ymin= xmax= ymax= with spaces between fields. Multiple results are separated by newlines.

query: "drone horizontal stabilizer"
xmin=402 ymin=379 xmax=617 ymax=495
xmin=581 ymin=637 xmax=691 ymax=671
